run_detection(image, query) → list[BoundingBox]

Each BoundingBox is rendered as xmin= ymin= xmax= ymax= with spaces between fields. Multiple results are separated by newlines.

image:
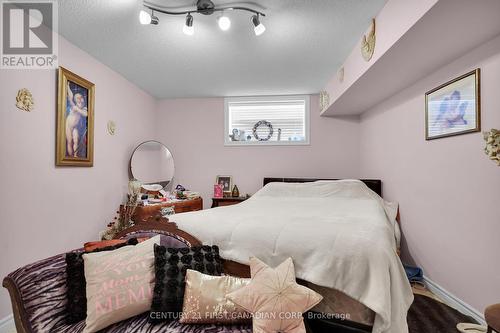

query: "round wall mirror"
xmin=129 ymin=141 xmax=175 ymax=189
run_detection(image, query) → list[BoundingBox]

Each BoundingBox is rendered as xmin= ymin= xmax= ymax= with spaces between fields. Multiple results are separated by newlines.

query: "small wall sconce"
xmin=338 ymin=67 xmax=345 ymax=83
xmin=319 ymin=91 xmax=330 ymax=113
xmin=361 ymin=18 xmax=376 ymax=61
xmin=107 ymin=120 xmax=116 ymax=135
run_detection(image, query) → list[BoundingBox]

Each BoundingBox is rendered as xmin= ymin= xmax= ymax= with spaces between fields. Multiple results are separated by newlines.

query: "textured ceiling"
xmin=58 ymin=0 xmax=386 ymax=99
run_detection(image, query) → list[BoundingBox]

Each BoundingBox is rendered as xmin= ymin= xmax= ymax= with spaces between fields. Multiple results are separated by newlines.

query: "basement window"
xmin=224 ymin=95 xmax=310 ymax=146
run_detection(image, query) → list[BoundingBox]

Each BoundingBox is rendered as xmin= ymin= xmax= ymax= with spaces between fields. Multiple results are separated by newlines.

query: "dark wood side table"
xmin=211 ymin=196 xmax=249 ymax=208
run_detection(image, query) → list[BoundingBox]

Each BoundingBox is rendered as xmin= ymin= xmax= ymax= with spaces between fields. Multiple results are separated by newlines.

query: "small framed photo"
xmin=425 ymin=69 xmax=480 ymax=140
xmin=216 ymin=176 xmax=232 ymax=195
xmin=56 ymin=67 xmax=95 ymax=166
xmin=213 ymin=184 xmax=224 ymax=198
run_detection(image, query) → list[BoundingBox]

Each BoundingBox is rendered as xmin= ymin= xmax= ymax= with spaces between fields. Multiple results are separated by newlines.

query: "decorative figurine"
xmin=230 ymin=128 xmax=240 ymax=141
xmin=231 ymin=185 xmax=240 ymax=197
xmin=175 ymin=184 xmax=187 ymax=199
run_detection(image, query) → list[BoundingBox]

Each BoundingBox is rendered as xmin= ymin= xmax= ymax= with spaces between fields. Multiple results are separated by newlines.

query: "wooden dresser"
xmin=132 ymin=197 xmax=203 ymax=224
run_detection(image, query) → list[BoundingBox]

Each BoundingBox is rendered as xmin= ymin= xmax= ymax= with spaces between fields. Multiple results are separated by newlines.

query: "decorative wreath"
xmin=252 ymin=120 xmax=274 ymax=141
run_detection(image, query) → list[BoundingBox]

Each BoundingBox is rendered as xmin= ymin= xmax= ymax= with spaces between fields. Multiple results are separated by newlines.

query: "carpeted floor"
xmin=306 ymin=290 xmax=480 ymax=333
xmin=408 ymin=293 xmax=478 ymax=333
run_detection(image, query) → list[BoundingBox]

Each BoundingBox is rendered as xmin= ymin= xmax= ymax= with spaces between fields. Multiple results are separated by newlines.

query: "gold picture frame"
xmin=425 ymin=69 xmax=481 ymax=140
xmin=56 ymin=67 xmax=95 ymax=166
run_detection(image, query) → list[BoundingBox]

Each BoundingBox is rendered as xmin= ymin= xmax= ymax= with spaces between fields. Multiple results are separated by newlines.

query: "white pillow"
xmin=82 ymin=235 xmax=160 ymax=333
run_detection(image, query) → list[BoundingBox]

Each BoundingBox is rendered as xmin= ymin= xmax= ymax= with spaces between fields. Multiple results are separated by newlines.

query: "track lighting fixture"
xmin=252 ymin=14 xmax=265 ymax=36
xmin=183 ymin=13 xmax=194 ymax=35
xmin=139 ymin=0 xmax=266 ymax=36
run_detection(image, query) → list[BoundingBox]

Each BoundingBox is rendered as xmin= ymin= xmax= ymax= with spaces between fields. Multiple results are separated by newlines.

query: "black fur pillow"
xmin=150 ymin=244 xmax=223 ymax=322
xmin=65 ymin=238 xmax=139 ymax=324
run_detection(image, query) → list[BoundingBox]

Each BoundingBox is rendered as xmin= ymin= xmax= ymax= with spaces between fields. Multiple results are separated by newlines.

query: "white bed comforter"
xmin=171 ymin=180 xmax=413 ymax=333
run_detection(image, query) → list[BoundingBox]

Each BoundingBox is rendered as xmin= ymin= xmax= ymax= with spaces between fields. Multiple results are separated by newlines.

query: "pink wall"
xmin=0 ymin=36 xmax=157 ymax=318
xmin=324 ymin=0 xmax=438 ymax=109
xmin=155 ymin=96 xmax=361 ymax=206
xmin=1 ymin=2 xmax=496 ymax=322
xmin=359 ymin=35 xmax=500 ymax=312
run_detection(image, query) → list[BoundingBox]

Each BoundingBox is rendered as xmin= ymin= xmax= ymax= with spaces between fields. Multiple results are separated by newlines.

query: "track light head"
xmin=252 ymin=14 xmax=266 ymax=36
xmin=139 ymin=10 xmax=159 ymax=25
xmin=183 ymin=13 xmax=194 ymax=35
xmin=139 ymin=10 xmax=151 ymax=25
xmin=218 ymin=15 xmax=231 ymax=31
xmin=151 ymin=13 xmax=159 ymax=25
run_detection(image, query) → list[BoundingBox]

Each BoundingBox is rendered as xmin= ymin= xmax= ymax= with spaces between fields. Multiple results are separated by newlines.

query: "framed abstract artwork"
xmin=425 ymin=69 xmax=480 ymax=140
xmin=56 ymin=67 xmax=95 ymax=166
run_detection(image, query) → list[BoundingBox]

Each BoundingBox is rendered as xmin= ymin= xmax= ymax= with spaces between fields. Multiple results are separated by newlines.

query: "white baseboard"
xmin=423 ymin=276 xmax=486 ymax=325
xmin=0 ymin=314 xmax=15 ymax=333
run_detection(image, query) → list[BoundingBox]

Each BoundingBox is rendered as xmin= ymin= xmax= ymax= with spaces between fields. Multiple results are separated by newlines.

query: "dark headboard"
xmin=263 ymin=178 xmax=382 ymax=197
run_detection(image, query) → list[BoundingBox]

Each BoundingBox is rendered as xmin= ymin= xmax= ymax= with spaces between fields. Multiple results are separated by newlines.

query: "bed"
xmin=2 ymin=178 xmax=410 ymax=333
xmin=169 ymin=178 xmax=412 ymax=333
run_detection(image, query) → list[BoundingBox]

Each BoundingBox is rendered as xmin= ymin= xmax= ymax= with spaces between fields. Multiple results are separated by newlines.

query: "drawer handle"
xmin=161 ymin=206 xmax=176 ymax=217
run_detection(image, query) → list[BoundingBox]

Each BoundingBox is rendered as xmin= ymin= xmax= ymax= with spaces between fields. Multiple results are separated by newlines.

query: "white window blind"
xmin=224 ymin=95 xmax=310 ymax=145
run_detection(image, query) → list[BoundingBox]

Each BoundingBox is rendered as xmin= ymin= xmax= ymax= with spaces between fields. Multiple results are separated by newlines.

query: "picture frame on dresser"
xmin=216 ymin=175 xmax=233 ymax=195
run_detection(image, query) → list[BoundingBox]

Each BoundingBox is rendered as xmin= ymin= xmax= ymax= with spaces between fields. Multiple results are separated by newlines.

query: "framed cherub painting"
xmin=56 ymin=67 xmax=95 ymax=166
xmin=425 ymin=69 xmax=480 ymax=140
